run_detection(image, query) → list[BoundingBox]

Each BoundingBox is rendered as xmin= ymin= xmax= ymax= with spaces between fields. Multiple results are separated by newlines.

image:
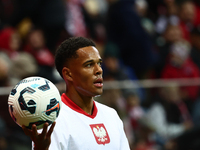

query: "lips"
xmin=94 ymin=78 xmax=103 ymax=88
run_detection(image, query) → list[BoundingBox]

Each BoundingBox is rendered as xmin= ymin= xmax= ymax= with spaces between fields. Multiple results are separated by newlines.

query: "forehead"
xmin=67 ymin=46 xmax=101 ymax=68
xmin=76 ymin=46 xmax=101 ymax=59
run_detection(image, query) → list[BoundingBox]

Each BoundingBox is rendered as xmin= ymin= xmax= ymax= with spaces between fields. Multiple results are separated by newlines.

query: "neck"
xmin=65 ymin=91 xmax=94 ymax=115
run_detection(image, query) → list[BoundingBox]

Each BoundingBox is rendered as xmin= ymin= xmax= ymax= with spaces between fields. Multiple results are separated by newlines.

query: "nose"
xmin=95 ymin=63 xmax=103 ymax=75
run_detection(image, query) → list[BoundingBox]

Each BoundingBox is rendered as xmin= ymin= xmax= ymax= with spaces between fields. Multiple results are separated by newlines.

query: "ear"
xmin=62 ymin=67 xmax=73 ymax=82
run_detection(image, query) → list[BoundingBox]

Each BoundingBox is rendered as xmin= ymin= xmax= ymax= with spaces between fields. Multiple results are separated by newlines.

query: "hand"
xmin=22 ymin=122 xmax=56 ymax=150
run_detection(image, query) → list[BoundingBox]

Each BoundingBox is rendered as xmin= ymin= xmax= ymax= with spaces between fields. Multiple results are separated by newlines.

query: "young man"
xmin=22 ymin=37 xmax=130 ymax=150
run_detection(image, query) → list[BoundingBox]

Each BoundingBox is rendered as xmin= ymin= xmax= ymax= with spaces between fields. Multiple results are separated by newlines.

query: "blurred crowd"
xmin=1 ymin=0 xmax=200 ymax=149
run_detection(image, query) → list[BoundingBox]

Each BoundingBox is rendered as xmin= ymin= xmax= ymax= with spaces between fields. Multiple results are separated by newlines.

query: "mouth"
xmin=94 ymin=78 xmax=103 ymax=88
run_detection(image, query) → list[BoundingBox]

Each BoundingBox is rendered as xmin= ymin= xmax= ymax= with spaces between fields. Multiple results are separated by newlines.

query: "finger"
xmin=32 ymin=124 xmax=38 ymax=137
xmin=41 ymin=122 xmax=49 ymax=139
xmin=22 ymin=125 xmax=31 ymax=136
xmin=46 ymin=122 xmax=56 ymax=137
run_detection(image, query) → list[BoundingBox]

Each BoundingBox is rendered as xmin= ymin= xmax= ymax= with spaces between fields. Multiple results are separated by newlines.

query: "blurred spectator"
xmin=161 ymin=40 xmax=200 ymax=103
xmin=154 ymin=0 xmax=179 ymax=35
xmin=175 ymin=1 xmax=200 ymax=70
xmin=24 ymin=28 xmax=54 ymax=66
xmin=177 ymin=0 xmax=196 ymax=42
xmin=123 ymin=89 xmax=161 ymax=150
xmin=24 ymin=28 xmax=58 ymax=83
xmin=126 ymin=90 xmax=145 ymax=131
xmin=84 ymin=0 xmax=108 ymax=17
xmin=0 ymin=27 xmax=38 ymax=85
xmin=142 ymin=85 xmax=193 ymax=148
xmin=64 ymin=0 xmax=108 ymax=44
xmin=154 ymin=24 xmax=184 ymax=78
xmin=124 ymin=90 xmax=153 ymax=150
xmin=106 ymin=0 xmax=158 ymax=79
xmin=0 ymin=27 xmax=21 ymax=58
xmin=64 ymin=0 xmax=87 ymax=37
xmin=163 ymin=24 xmax=183 ymax=44
xmin=10 ymin=52 xmax=38 ymax=85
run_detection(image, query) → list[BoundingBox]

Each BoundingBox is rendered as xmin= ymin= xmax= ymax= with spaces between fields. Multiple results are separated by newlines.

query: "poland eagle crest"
xmin=90 ymin=123 xmax=110 ymax=145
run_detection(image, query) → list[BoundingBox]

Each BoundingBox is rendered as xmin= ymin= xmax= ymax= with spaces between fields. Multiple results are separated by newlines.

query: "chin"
xmin=93 ymin=90 xmax=103 ymax=97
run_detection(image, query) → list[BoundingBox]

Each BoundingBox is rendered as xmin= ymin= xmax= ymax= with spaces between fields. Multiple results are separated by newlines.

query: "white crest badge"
xmin=90 ymin=123 xmax=110 ymax=145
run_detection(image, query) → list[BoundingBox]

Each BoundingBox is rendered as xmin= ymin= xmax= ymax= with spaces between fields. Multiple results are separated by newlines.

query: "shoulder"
xmin=149 ymin=102 xmax=163 ymax=111
xmin=147 ymin=102 xmax=165 ymax=117
xmin=95 ymin=101 xmax=120 ymax=118
xmin=95 ymin=101 xmax=116 ymax=111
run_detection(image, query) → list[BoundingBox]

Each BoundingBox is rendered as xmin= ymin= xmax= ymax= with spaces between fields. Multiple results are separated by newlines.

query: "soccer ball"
xmin=8 ymin=76 xmax=62 ymax=129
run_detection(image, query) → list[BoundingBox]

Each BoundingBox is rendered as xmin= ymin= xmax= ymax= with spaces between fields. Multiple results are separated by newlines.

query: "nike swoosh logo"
xmin=44 ymin=103 xmax=60 ymax=113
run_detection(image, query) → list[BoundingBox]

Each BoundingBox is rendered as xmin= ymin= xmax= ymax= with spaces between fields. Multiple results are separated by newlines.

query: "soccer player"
xmin=22 ymin=37 xmax=130 ymax=150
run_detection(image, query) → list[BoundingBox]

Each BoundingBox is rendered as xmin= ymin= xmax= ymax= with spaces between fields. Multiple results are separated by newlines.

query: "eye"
xmin=98 ymin=62 xmax=102 ymax=67
xmin=86 ymin=63 xmax=92 ymax=67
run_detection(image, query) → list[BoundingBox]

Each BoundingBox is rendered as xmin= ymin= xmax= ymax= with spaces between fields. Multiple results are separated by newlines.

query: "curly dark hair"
xmin=55 ymin=37 xmax=96 ymax=78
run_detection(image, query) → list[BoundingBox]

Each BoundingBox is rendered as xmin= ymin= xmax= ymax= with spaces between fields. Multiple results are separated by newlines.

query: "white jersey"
xmin=33 ymin=93 xmax=130 ymax=150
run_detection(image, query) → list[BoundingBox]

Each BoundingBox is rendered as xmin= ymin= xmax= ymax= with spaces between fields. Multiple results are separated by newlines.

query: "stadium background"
xmin=1 ymin=0 xmax=200 ymax=149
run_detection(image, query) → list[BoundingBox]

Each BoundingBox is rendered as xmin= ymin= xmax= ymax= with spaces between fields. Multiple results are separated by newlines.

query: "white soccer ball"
xmin=8 ymin=76 xmax=62 ymax=129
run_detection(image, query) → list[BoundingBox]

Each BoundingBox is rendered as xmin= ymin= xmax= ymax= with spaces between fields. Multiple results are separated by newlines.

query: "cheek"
xmin=73 ymin=71 xmax=92 ymax=86
xmin=82 ymin=74 xmax=93 ymax=85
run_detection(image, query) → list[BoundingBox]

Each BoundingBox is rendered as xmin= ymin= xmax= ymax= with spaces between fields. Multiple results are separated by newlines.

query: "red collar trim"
xmin=61 ymin=93 xmax=97 ymax=119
